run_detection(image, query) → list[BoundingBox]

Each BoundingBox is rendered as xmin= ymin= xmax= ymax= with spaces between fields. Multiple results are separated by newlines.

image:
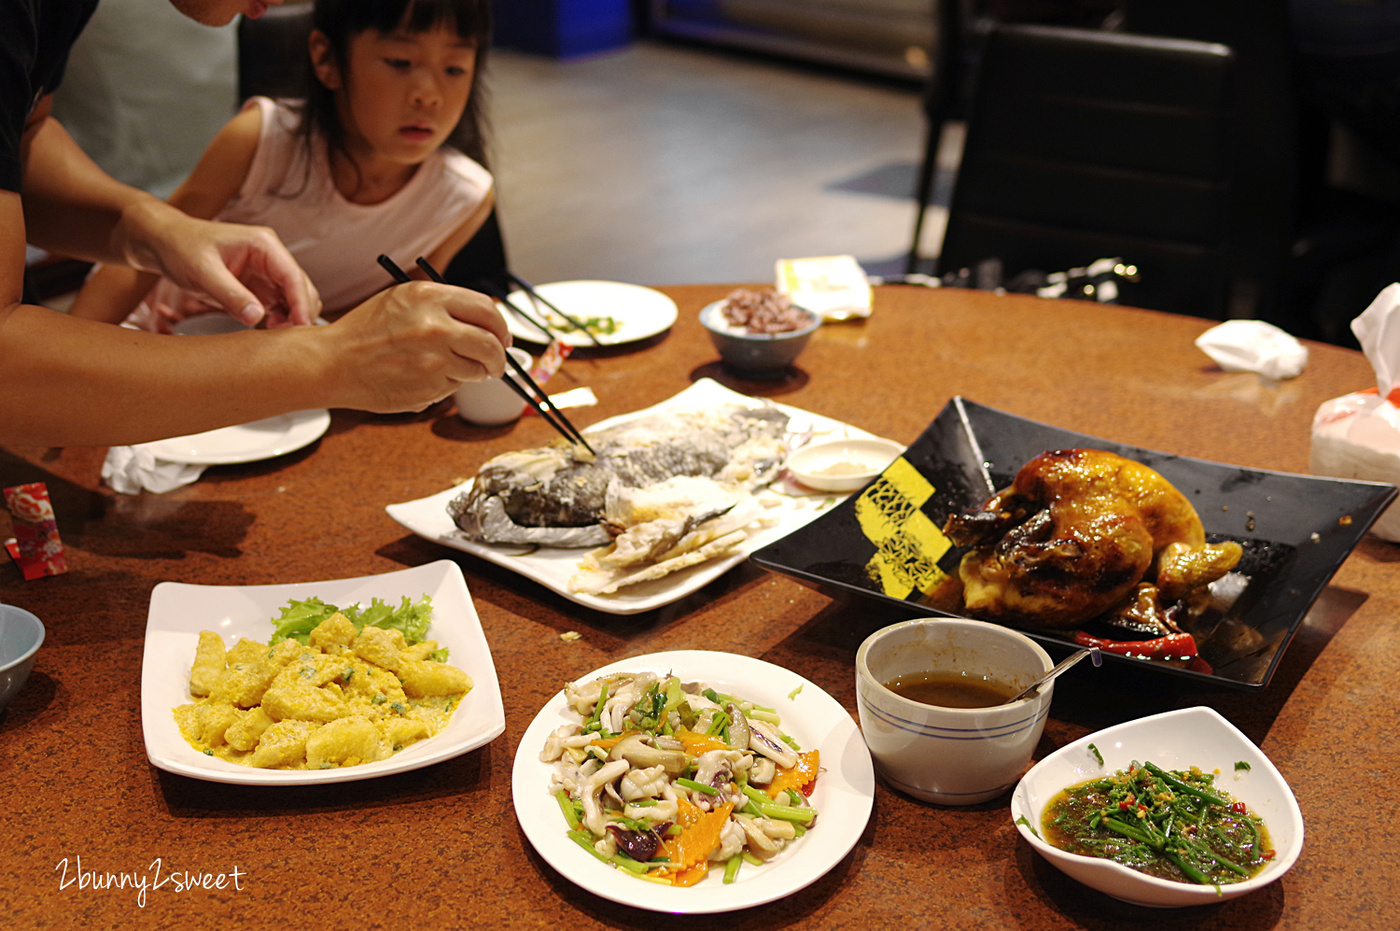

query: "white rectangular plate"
xmin=140 ymin=560 xmax=506 ymax=785
xmin=386 ymin=379 xmax=890 ymax=615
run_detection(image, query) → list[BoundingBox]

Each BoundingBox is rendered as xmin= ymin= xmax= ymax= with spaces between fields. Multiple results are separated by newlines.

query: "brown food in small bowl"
xmin=700 ymin=288 xmax=820 ymax=378
xmin=716 ymin=288 xmax=812 ymax=334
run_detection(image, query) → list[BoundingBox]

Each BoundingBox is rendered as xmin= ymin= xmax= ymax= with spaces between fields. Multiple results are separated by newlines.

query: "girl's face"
xmin=316 ymin=23 xmax=477 ymax=171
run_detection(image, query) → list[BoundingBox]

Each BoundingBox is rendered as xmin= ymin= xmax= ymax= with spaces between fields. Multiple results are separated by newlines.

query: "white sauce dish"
xmin=786 ymin=437 xmax=904 ymax=492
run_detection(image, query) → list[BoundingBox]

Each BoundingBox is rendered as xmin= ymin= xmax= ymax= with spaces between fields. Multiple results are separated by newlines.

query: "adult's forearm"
xmin=19 ymin=116 xmax=158 ymax=265
xmin=0 ymin=306 xmax=336 ymax=448
xmin=1 ymin=279 xmax=507 ymax=448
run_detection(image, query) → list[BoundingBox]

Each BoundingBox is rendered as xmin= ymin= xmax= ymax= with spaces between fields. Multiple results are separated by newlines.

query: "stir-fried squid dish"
xmin=449 ymin=404 xmax=792 ymax=595
xmin=541 ymin=671 xmax=820 ymax=886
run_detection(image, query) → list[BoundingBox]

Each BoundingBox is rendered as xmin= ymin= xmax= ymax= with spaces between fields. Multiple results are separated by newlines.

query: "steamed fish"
xmin=447 ymin=404 xmax=790 ymax=552
xmin=569 ymin=475 xmax=783 ymax=594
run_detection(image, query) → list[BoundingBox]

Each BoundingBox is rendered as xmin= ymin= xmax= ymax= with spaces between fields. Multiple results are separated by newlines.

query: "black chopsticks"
xmin=505 ymin=270 xmax=605 ymax=347
xmin=377 ymin=254 xmax=595 ymax=455
xmin=475 ymin=279 xmax=556 ymax=342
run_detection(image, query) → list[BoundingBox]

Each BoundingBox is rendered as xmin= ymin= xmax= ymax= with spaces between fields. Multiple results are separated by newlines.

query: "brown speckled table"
xmin=3 ymin=286 xmax=1398 ymax=930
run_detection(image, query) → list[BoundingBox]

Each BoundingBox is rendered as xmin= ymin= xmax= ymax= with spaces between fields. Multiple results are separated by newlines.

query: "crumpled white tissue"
xmin=1310 ymin=282 xmax=1400 ymax=541
xmin=1195 ymin=319 xmax=1308 ymax=379
xmin=101 ymin=445 xmax=206 ymax=495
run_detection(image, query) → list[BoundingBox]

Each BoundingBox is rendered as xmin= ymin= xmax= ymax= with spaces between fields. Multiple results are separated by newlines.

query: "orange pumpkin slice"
xmin=767 ymin=749 xmax=820 ymax=799
xmin=657 ymin=800 xmax=734 ymax=882
xmin=673 ymin=727 xmax=728 ymax=755
xmin=587 ymin=730 xmax=635 ymax=752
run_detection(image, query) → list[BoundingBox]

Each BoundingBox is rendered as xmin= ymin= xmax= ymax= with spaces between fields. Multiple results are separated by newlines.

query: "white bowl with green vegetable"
xmin=1010 ymin=706 xmax=1303 ymax=907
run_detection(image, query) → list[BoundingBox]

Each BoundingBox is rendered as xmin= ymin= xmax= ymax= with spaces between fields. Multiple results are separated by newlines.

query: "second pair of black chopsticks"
xmin=472 ymin=279 xmax=555 ymax=343
xmin=377 ymin=254 xmax=595 ymax=455
xmin=504 ymin=270 xmax=604 ymax=347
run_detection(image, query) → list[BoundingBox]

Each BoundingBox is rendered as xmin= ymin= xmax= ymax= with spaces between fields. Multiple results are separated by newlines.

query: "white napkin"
xmin=101 ymin=445 xmax=206 ymax=495
xmin=1195 ymin=319 xmax=1308 ymax=379
xmin=775 ymin=254 xmax=873 ymax=321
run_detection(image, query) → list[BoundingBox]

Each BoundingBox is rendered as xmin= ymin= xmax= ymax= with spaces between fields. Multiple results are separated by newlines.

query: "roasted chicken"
xmin=942 ymin=449 xmax=1242 ymax=629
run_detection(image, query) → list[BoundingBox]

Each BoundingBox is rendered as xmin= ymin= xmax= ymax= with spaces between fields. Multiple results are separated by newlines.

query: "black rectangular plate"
xmin=751 ymin=397 xmax=1397 ymax=688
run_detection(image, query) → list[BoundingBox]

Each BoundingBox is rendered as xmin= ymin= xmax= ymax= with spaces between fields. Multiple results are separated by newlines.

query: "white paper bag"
xmin=1309 ymin=284 xmax=1400 ymax=540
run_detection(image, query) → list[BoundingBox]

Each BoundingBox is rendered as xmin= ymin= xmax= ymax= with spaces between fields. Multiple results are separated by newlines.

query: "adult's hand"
xmin=318 ymin=281 xmax=511 ymax=413
xmin=118 ymin=198 xmax=322 ymax=328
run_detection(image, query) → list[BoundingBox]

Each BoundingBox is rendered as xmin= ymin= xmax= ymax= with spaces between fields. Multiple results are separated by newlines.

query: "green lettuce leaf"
xmin=270 ymin=594 xmax=435 ymax=648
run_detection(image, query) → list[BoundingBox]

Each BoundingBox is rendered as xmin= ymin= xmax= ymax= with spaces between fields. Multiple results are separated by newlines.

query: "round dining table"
xmin=2 ymin=284 xmax=1396 ymax=929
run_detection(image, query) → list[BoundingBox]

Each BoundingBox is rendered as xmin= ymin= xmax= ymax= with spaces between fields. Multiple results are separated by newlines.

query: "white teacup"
xmin=454 ymin=347 xmax=533 ymax=426
xmin=855 ymin=618 xmax=1053 ymax=805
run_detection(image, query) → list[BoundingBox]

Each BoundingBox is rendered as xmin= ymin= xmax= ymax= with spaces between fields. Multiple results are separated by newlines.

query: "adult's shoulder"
xmin=0 ymin=0 xmax=101 ymax=192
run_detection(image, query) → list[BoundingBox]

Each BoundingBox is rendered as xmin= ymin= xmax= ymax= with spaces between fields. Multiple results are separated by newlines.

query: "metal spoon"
xmin=1007 ymin=646 xmax=1102 ymax=703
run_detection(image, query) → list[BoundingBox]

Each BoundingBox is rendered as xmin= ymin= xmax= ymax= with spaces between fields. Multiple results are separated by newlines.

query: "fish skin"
xmin=448 ymin=405 xmax=790 ymax=547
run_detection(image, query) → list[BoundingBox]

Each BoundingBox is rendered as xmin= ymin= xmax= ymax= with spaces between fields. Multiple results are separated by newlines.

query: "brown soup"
xmin=882 ymin=671 xmax=1017 ymax=708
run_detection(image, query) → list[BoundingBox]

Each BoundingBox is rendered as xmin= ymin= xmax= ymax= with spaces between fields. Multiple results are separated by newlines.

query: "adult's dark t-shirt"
xmin=0 ymin=0 xmax=100 ymax=193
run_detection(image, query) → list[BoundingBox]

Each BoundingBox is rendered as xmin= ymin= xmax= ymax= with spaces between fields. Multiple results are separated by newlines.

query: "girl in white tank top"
xmin=69 ymin=0 xmax=496 ymax=327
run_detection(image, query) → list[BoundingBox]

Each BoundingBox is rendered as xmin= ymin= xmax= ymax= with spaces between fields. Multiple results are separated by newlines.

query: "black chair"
xmin=906 ymin=1 xmax=1128 ymax=277
xmin=443 ymin=208 xmax=511 ymax=296
xmin=936 ymin=23 xmax=1237 ymax=318
xmin=905 ymin=0 xmax=977 ymax=275
xmin=1119 ymin=0 xmax=1300 ymax=326
xmin=235 ymin=7 xmax=510 ymax=295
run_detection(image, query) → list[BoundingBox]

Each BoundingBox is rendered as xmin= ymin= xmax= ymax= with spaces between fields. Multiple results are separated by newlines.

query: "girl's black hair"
xmin=296 ymin=0 xmax=493 ymax=176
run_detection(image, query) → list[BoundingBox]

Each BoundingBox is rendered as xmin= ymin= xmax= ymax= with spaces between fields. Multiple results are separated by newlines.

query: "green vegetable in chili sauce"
xmin=1041 ymin=761 xmax=1274 ymax=890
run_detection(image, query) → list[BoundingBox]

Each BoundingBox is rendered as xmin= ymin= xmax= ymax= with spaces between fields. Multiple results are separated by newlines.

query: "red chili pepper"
xmin=1231 ymin=801 xmax=1248 ymax=814
xmin=1074 ymin=630 xmax=1199 ymax=660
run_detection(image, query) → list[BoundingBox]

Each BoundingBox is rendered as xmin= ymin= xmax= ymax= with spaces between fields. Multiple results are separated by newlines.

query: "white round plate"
xmin=512 ymin=650 xmax=875 ymax=914
xmin=145 ymin=409 xmax=331 ymax=465
xmin=501 ymin=280 xmax=678 ymax=346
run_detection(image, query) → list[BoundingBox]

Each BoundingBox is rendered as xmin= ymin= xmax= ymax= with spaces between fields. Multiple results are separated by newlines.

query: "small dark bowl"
xmin=0 ymin=604 xmax=45 ymax=710
xmin=699 ymin=301 xmax=821 ymax=378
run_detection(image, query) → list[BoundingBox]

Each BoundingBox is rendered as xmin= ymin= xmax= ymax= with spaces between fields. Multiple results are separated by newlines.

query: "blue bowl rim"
xmin=0 ymin=604 xmax=46 ymax=672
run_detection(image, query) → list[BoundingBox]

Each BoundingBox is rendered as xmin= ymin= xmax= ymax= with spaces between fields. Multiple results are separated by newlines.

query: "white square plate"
xmin=140 ymin=560 xmax=505 ymax=785
xmin=386 ymin=379 xmax=893 ymax=615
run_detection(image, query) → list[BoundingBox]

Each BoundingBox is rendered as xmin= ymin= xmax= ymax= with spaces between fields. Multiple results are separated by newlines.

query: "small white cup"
xmin=454 ymin=347 xmax=533 ymax=426
xmin=855 ymin=618 xmax=1053 ymax=805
